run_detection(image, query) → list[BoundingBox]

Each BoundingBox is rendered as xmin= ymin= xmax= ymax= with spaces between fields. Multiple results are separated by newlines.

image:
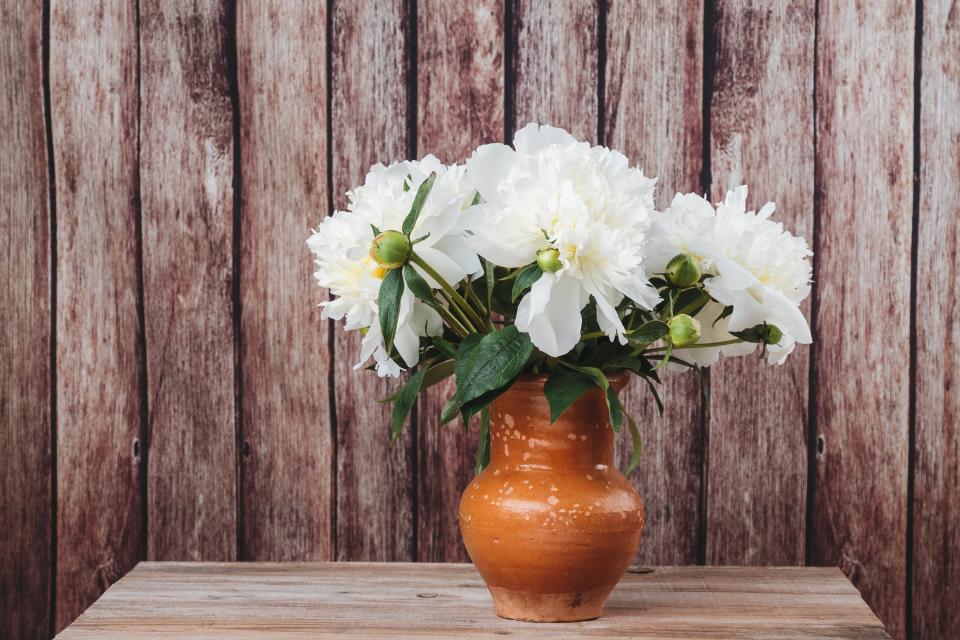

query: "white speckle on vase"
xmin=504 ymin=414 xmax=515 ymax=427
xmin=504 ymin=443 xmax=510 ymax=457
xmin=586 ymin=474 xmax=593 ymax=480
xmin=567 ymin=433 xmax=577 ymax=440
xmin=580 ymin=434 xmax=587 ymax=442
xmin=493 ymin=469 xmax=500 ymax=476
xmin=547 ymin=495 xmax=559 ymax=506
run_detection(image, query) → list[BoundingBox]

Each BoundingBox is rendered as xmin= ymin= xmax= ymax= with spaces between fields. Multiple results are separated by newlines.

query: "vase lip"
xmin=510 ymin=370 xmax=630 ymax=390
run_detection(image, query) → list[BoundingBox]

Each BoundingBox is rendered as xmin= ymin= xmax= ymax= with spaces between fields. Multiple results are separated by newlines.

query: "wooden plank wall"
xmin=0 ymin=2 xmax=956 ymax=639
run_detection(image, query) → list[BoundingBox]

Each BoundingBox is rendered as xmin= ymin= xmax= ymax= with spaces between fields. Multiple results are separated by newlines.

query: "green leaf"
xmin=370 ymin=224 xmax=381 ymax=236
xmin=474 ymin=408 xmax=491 ymax=474
xmin=674 ymin=286 xmax=710 ymax=316
xmin=627 ymin=320 xmax=669 ymax=347
xmin=454 ymin=326 xmax=534 ymax=407
xmin=403 ymin=263 xmax=439 ymax=311
xmin=557 ymin=363 xmax=623 ymax=432
xmin=483 ymin=258 xmax=495 ymax=313
xmin=401 ymin=172 xmax=437 ymax=235
xmin=654 ymin=341 xmax=674 ymax=370
xmin=390 ymin=367 xmax=427 ymax=442
xmin=543 ymin=367 xmax=595 ymax=422
xmin=511 ymin=263 xmax=543 ymax=302
xmin=377 ymin=268 xmax=404 ymax=352
xmin=625 ymin=411 xmax=643 ymax=475
xmin=471 ymin=190 xmax=483 ymax=206
xmin=713 ymin=305 xmax=734 ymax=327
xmin=379 ymin=359 xmax=454 ymax=403
xmin=431 ymin=337 xmax=458 ymax=360
xmin=606 ymin=386 xmax=624 ymax=432
xmin=645 ymin=379 xmax=664 ymax=417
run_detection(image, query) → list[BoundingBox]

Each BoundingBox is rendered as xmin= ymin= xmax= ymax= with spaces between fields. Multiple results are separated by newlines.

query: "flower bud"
xmin=369 ymin=230 xmax=411 ymax=269
xmin=665 ymin=253 xmax=702 ymax=287
xmin=760 ymin=323 xmax=783 ymax=345
xmin=668 ymin=313 xmax=701 ymax=347
xmin=536 ymin=247 xmax=563 ymax=273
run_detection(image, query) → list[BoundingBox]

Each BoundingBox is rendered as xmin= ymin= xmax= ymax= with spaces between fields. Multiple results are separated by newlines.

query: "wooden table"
xmin=56 ymin=562 xmax=889 ymax=639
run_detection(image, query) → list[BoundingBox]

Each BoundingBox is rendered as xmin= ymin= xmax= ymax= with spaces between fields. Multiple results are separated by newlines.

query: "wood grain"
xmin=514 ymin=0 xmax=598 ymax=142
xmin=707 ymin=0 xmax=815 ymax=566
xmin=49 ymin=0 xmax=144 ymax=631
xmin=330 ymin=0 xmax=414 ymax=561
xmin=812 ymin=3 xmax=914 ymax=637
xmin=140 ymin=0 xmax=237 ymax=561
xmin=604 ymin=0 xmax=705 ymax=566
xmin=416 ymin=0 xmax=504 ymax=562
xmin=236 ymin=1 xmax=333 ymax=561
xmin=57 ymin=562 xmax=890 ymax=639
xmin=0 ymin=3 xmax=52 ymax=638
xmin=912 ymin=1 xmax=960 ymax=638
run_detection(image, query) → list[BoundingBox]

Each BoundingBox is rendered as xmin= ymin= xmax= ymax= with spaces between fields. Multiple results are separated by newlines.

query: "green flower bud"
xmin=536 ymin=247 xmax=563 ymax=273
xmin=665 ymin=253 xmax=702 ymax=287
xmin=668 ymin=313 xmax=701 ymax=347
xmin=760 ymin=323 xmax=783 ymax=345
xmin=369 ymin=230 xmax=411 ymax=269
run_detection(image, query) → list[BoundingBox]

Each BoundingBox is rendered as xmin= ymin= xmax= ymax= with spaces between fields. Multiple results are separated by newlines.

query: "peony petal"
xmin=412 ymin=246 xmax=471 ymax=288
xmin=466 ymin=143 xmax=516 ymax=205
xmin=755 ymin=285 xmax=812 ymax=343
xmin=513 ymin=123 xmax=577 ymax=155
xmin=430 ymin=235 xmax=482 ymax=278
xmin=516 ymin=274 xmax=588 ymax=357
xmin=460 ymin=203 xmax=543 ymax=268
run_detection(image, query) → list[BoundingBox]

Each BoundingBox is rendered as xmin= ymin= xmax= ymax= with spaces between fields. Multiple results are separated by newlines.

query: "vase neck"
xmin=487 ymin=376 xmax=615 ymax=471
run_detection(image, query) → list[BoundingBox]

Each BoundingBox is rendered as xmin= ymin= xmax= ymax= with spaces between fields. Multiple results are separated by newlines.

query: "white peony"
xmin=463 ymin=123 xmax=661 ymax=357
xmin=307 ymin=156 xmax=480 ymax=376
xmin=647 ymin=187 xmax=813 ymax=365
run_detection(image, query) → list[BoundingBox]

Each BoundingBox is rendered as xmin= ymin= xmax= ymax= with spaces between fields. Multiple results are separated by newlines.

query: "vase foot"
xmin=488 ymin=585 xmax=606 ymax=622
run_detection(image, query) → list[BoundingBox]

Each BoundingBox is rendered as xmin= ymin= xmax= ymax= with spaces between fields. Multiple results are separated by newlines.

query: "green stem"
xmin=465 ymin=286 xmax=493 ymax=330
xmin=580 ymin=331 xmax=606 ymax=341
xmin=435 ymin=301 xmax=469 ymax=337
xmin=646 ymin=338 xmax=745 ymax=354
xmin=411 ymin=252 xmax=488 ymax=333
xmin=438 ymin=289 xmax=477 ymax=333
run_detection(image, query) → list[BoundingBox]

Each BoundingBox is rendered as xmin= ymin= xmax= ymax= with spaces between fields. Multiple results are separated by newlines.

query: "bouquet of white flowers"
xmin=307 ymin=123 xmax=812 ymax=473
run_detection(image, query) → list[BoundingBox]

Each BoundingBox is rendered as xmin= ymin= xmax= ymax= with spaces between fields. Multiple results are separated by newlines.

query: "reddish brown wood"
xmin=604 ymin=0 xmax=704 ymax=566
xmin=514 ymin=0 xmax=598 ymax=142
xmin=416 ymin=0 xmax=504 ymax=562
xmin=912 ymin=2 xmax=960 ymax=638
xmin=707 ymin=0 xmax=815 ymax=566
xmin=140 ymin=0 xmax=237 ymax=561
xmin=812 ymin=3 xmax=914 ymax=637
xmin=0 ymin=3 xmax=52 ymax=638
xmin=49 ymin=0 xmax=144 ymax=631
xmin=331 ymin=0 xmax=414 ymax=561
xmin=236 ymin=2 xmax=333 ymax=561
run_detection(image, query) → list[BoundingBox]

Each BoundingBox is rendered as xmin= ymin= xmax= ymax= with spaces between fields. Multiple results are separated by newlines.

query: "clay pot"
xmin=459 ymin=373 xmax=644 ymax=622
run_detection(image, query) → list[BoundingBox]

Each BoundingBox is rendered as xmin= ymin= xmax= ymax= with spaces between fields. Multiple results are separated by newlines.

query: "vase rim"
xmin=510 ymin=370 xmax=630 ymax=390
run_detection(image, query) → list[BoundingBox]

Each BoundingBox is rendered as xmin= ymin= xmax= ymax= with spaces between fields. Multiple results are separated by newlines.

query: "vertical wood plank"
xmin=236 ymin=1 xmax=333 ymax=561
xmin=604 ymin=0 xmax=704 ymax=566
xmin=0 ymin=3 xmax=52 ymax=638
xmin=50 ymin=0 xmax=144 ymax=630
xmin=416 ymin=0 xmax=504 ymax=562
xmin=331 ymin=0 xmax=414 ymax=561
xmin=812 ymin=3 xmax=913 ymax=637
xmin=913 ymin=1 xmax=960 ymax=637
xmin=141 ymin=0 xmax=237 ymax=561
xmin=707 ymin=0 xmax=815 ymax=566
xmin=514 ymin=0 xmax=598 ymax=142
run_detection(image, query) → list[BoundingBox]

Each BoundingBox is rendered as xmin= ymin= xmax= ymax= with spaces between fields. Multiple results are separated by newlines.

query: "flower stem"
xmin=465 ymin=286 xmax=494 ymax=330
xmin=580 ymin=331 xmax=606 ymax=341
xmin=435 ymin=301 xmax=469 ymax=337
xmin=411 ymin=251 xmax=488 ymax=333
xmin=645 ymin=338 xmax=745 ymax=354
xmin=438 ymin=289 xmax=477 ymax=333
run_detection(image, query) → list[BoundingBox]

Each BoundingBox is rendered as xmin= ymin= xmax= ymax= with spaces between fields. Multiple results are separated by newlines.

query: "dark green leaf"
xmin=370 ymin=224 xmax=381 ymax=236
xmin=377 ymin=268 xmax=404 ymax=352
xmin=484 ymin=258 xmax=495 ymax=313
xmin=625 ymin=411 xmax=643 ymax=475
xmin=471 ymin=190 xmax=483 ymax=206
xmin=645 ymin=379 xmax=664 ymax=417
xmin=511 ymin=263 xmax=543 ymax=302
xmin=713 ymin=305 xmax=734 ymax=327
xmin=674 ymin=286 xmax=710 ymax=316
xmin=390 ymin=367 xmax=426 ymax=442
xmin=543 ymin=367 xmax=595 ymax=422
xmin=606 ymin=385 xmax=624 ymax=432
xmin=403 ymin=263 xmax=438 ymax=311
xmin=474 ymin=408 xmax=491 ymax=474
xmin=627 ymin=320 xmax=669 ymax=347
xmin=454 ymin=326 xmax=534 ymax=407
xmin=401 ymin=172 xmax=437 ymax=235
xmin=431 ymin=337 xmax=458 ymax=360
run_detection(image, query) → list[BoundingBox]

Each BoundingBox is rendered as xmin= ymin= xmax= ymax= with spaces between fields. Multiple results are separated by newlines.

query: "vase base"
xmin=488 ymin=585 xmax=606 ymax=622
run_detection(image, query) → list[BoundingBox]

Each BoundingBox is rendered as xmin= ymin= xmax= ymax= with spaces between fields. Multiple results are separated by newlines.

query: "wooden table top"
xmin=56 ymin=562 xmax=889 ymax=639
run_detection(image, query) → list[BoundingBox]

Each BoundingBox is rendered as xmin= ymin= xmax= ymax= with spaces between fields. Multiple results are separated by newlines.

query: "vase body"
xmin=459 ymin=374 xmax=644 ymax=622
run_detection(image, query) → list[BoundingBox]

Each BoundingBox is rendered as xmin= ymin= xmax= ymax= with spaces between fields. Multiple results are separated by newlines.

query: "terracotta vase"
xmin=459 ymin=374 xmax=644 ymax=622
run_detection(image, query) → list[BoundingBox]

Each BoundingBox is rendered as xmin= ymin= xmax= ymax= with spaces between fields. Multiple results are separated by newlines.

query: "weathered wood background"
xmin=0 ymin=1 xmax=956 ymax=639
